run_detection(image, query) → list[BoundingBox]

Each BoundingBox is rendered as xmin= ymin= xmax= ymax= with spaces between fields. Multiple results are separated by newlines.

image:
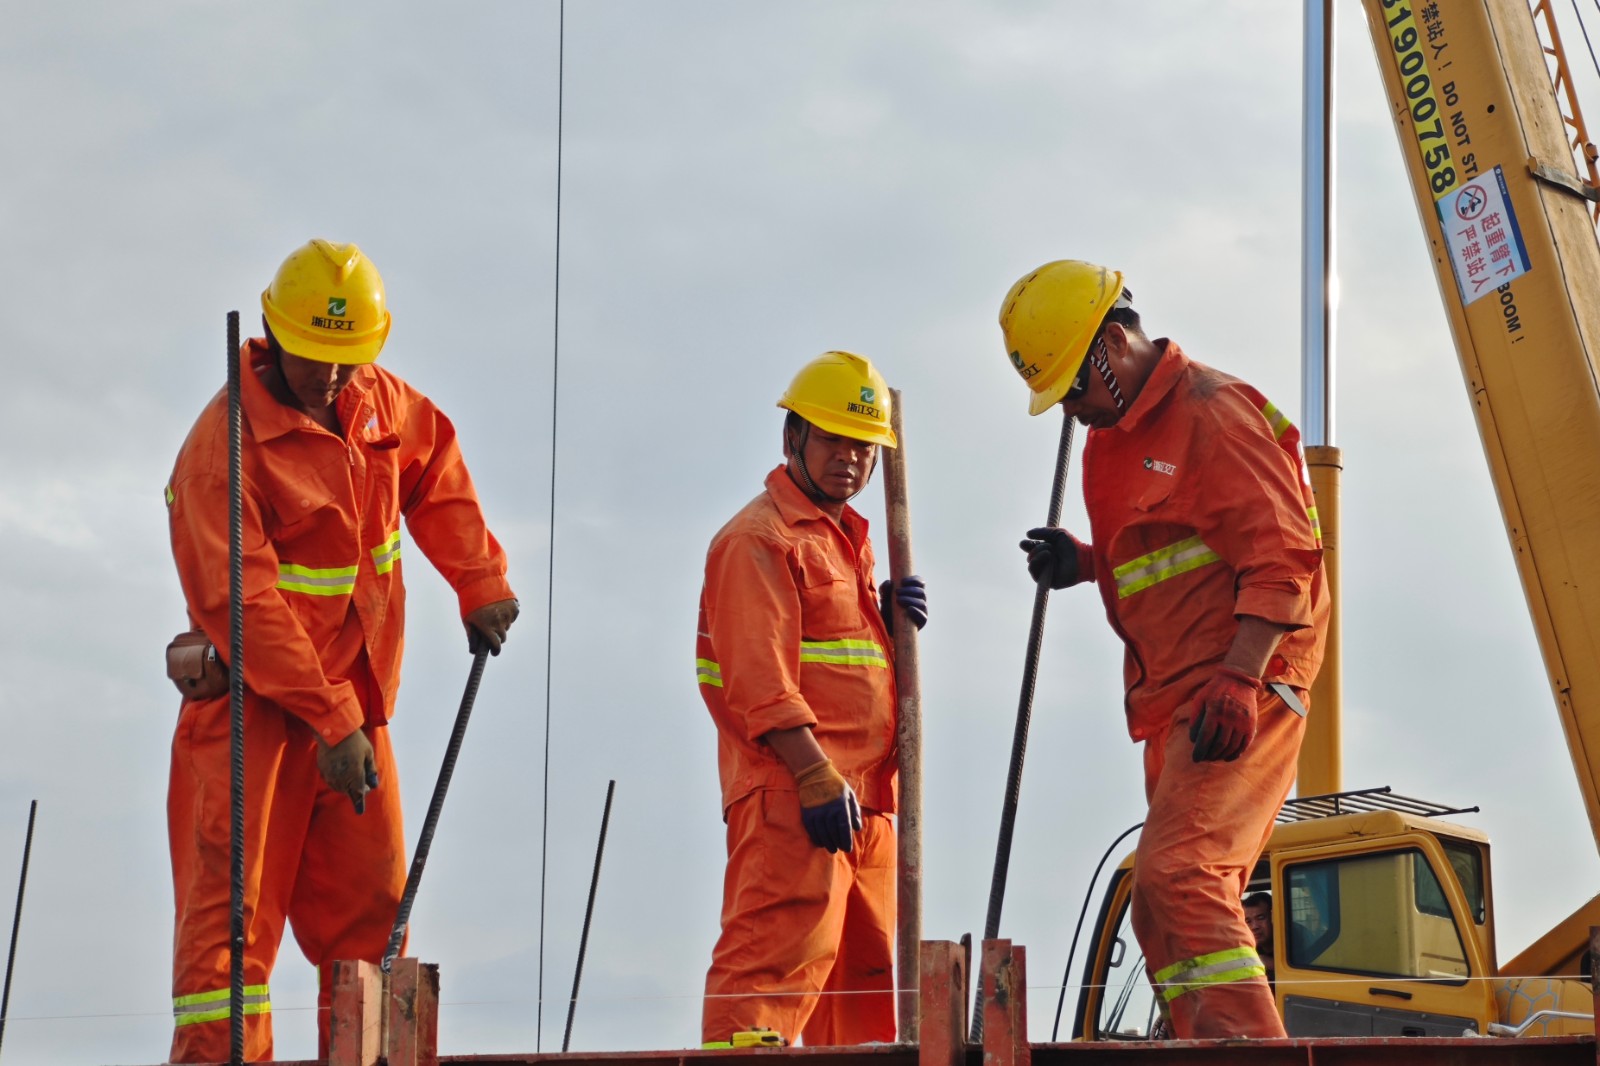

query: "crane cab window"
xmin=1093 ymin=888 xmax=1161 ymax=1039
xmin=1286 ymin=848 xmax=1469 ymax=982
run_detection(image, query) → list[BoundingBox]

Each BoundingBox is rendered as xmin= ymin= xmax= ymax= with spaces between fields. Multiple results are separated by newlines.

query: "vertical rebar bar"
xmin=973 ymin=407 xmax=1076 ymax=1042
xmin=226 ymin=310 xmax=245 ymax=1066
xmin=562 ymin=780 xmax=615 ymax=1052
xmin=0 ymin=800 xmax=39 ymax=1061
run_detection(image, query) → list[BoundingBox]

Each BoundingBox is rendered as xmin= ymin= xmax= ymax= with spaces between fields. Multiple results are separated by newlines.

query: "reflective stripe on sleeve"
xmin=173 ymin=984 xmax=271 ymax=1026
xmin=1306 ymin=505 xmax=1322 ymax=545
xmin=1112 ymin=535 xmax=1222 ymax=599
xmin=798 ymin=639 xmax=888 ymax=668
xmin=276 ymin=562 xmax=358 ymax=596
xmin=370 ymin=530 xmax=402 ymax=575
xmin=1261 ymin=400 xmax=1292 ymax=441
xmin=696 ymin=658 xmax=723 ymax=688
xmin=1153 ymin=946 xmax=1265 ymax=1002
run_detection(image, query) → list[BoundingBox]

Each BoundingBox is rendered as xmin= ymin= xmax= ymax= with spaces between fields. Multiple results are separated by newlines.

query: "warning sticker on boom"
xmin=1438 ymin=166 xmax=1531 ymax=305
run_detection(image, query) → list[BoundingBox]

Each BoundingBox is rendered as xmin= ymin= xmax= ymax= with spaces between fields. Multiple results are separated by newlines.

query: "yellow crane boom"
xmin=1360 ymin=0 xmax=1600 ymax=853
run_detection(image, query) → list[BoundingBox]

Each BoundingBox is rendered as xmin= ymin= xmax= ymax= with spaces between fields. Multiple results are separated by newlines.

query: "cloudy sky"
xmin=3 ymin=1 xmax=1599 ymax=1060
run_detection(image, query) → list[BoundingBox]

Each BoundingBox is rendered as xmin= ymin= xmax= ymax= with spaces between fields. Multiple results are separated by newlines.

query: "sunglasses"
xmin=1065 ymin=336 xmax=1103 ymax=401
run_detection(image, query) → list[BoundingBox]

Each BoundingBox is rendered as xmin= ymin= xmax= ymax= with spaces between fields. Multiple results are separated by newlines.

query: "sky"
xmin=2 ymin=1 xmax=1599 ymax=1060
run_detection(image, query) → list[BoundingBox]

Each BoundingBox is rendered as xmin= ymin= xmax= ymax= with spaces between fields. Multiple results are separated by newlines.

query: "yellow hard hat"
xmin=261 ymin=239 xmax=392 ymax=364
xmin=999 ymin=260 xmax=1126 ymax=416
xmin=777 ymin=351 xmax=898 ymax=448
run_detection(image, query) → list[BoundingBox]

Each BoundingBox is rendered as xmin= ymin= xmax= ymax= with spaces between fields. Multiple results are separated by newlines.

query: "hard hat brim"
xmin=261 ymin=290 xmax=390 ymax=365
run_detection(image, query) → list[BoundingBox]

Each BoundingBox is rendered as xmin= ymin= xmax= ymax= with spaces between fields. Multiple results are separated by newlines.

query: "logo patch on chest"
xmin=1143 ymin=456 xmax=1176 ymax=476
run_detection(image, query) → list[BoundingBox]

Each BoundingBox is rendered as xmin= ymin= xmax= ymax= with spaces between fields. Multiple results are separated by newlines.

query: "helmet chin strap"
xmin=788 ymin=422 xmax=874 ymax=504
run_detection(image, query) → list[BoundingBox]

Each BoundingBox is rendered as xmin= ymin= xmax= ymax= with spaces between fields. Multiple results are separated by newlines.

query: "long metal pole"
xmin=562 ymin=779 xmax=616 ymax=1052
xmin=882 ymin=387 xmax=922 ymax=1042
xmin=382 ymin=648 xmax=491 ymax=972
xmin=1298 ymin=0 xmax=1344 ymax=796
xmin=973 ymin=407 xmax=1076 ymax=1042
xmin=0 ymin=800 xmax=38 ymax=1061
xmin=226 ymin=310 xmax=246 ymax=1066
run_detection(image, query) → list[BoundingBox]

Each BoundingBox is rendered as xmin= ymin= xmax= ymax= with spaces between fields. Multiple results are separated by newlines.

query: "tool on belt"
xmin=165 ymin=630 xmax=229 ymax=701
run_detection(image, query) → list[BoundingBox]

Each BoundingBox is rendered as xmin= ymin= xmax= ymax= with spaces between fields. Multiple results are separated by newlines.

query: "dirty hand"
xmin=1189 ymin=665 xmax=1264 ymax=762
xmin=793 ymin=758 xmax=862 ymax=854
xmin=317 ymin=728 xmax=379 ymax=813
xmin=465 ymin=598 xmax=520 ymax=656
xmin=1019 ymin=527 xmax=1089 ymax=589
xmin=878 ymin=575 xmax=928 ymax=634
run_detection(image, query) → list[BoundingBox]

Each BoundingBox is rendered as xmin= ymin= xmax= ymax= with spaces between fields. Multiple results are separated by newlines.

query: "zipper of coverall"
xmin=1083 ymin=429 xmax=1154 ymax=729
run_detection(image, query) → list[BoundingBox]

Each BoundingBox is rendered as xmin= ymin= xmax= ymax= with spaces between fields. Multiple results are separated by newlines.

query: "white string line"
xmin=0 ymin=972 xmax=1582 ymax=1024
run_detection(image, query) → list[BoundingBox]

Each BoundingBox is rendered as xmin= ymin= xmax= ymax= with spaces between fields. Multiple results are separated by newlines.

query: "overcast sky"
xmin=2 ymin=1 xmax=1599 ymax=1061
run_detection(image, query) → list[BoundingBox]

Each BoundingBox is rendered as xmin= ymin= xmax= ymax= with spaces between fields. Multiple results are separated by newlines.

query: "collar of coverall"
xmin=243 ymin=337 xmax=378 ymax=442
xmin=764 ymin=465 xmax=869 ymax=540
xmin=1098 ymin=337 xmax=1186 ymax=434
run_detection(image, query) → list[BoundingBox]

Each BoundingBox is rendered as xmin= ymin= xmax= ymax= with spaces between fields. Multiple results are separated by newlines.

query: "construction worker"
xmin=1243 ymin=891 xmax=1276 ymax=988
xmin=162 ymin=239 xmax=519 ymax=1062
xmin=1001 ymin=260 xmax=1327 ymax=1039
xmin=696 ymin=352 xmax=928 ymax=1047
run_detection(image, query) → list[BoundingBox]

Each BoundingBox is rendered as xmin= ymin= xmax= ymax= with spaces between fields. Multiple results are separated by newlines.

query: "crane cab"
xmin=1073 ymin=788 xmax=1591 ymax=1040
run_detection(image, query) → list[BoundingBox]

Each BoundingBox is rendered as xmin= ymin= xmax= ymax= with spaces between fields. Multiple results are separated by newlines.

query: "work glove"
xmin=1189 ymin=665 xmax=1264 ymax=763
xmin=878 ymin=575 xmax=928 ymax=634
xmin=1019 ymin=527 xmax=1090 ymax=589
xmin=465 ymin=598 xmax=520 ymax=656
xmin=317 ymin=728 xmax=380 ymax=814
xmin=793 ymin=758 xmax=862 ymax=854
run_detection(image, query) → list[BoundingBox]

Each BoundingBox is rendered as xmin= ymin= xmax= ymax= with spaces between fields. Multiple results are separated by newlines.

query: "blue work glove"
xmin=878 ymin=575 xmax=929 ymax=634
xmin=794 ymin=758 xmax=862 ymax=854
xmin=1019 ymin=527 xmax=1090 ymax=589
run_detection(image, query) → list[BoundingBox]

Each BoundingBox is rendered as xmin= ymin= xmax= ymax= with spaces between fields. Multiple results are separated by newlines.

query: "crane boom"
xmin=1359 ymin=0 xmax=1600 ymax=853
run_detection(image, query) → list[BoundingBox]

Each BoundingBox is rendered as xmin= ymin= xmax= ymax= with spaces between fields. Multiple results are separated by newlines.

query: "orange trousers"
xmin=168 ymin=696 xmax=407 ymax=1063
xmin=703 ymin=790 xmax=895 ymax=1047
xmin=1129 ymin=688 xmax=1306 ymax=1040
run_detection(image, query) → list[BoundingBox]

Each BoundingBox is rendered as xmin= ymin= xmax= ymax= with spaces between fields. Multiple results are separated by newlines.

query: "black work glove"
xmin=878 ymin=575 xmax=928 ymax=635
xmin=1019 ymin=527 xmax=1090 ymax=589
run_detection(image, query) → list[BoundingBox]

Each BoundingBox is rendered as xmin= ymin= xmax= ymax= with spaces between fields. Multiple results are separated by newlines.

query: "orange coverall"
xmin=1079 ymin=341 xmax=1328 ymax=1038
xmin=164 ymin=339 xmax=513 ymax=1062
xmin=696 ymin=466 xmax=898 ymax=1046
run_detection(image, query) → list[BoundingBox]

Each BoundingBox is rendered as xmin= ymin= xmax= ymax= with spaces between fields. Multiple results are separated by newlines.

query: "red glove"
xmin=1189 ymin=666 xmax=1264 ymax=762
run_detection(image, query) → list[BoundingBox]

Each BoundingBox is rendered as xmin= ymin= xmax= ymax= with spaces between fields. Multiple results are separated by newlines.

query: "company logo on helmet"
xmin=311 ymin=315 xmax=357 ymax=331
xmin=847 ymin=402 xmax=882 ymax=419
xmin=328 ymin=297 xmax=347 ymax=317
xmin=860 ymin=387 xmax=875 ymax=404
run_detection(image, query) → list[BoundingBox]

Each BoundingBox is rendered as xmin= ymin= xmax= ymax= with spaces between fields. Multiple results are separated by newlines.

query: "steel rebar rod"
xmin=973 ymin=407 xmax=1076 ymax=1042
xmin=382 ymin=647 xmax=491 ymax=973
xmin=0 ymin=800 xmax=39 ymax=1061
xmin=226 ymin=310 xmax=246 ymax=1066
xmin=562 ymin=779 xmax=615 ymax=1052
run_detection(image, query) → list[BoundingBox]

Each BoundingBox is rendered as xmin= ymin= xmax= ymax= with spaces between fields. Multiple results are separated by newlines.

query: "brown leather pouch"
xmin=166 ymin=630 xmax=229 ymax=700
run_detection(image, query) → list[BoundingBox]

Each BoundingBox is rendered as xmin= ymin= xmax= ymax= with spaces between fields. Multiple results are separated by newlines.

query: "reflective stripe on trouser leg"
xmin=1153 ymin=946 xmax=1265 ymax=1001
xmin=173 ymin=984 xmax=272 ymax=1026
xmin=168 ymin=696 xmax=312 ymax=1064
xmin=1129 ymin=687 xmax=1307 ymax=1039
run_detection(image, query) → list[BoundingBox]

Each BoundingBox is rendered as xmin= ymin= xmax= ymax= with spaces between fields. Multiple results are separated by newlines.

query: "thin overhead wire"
xmin=538 ymin=0 xmax=566 ymax=1053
